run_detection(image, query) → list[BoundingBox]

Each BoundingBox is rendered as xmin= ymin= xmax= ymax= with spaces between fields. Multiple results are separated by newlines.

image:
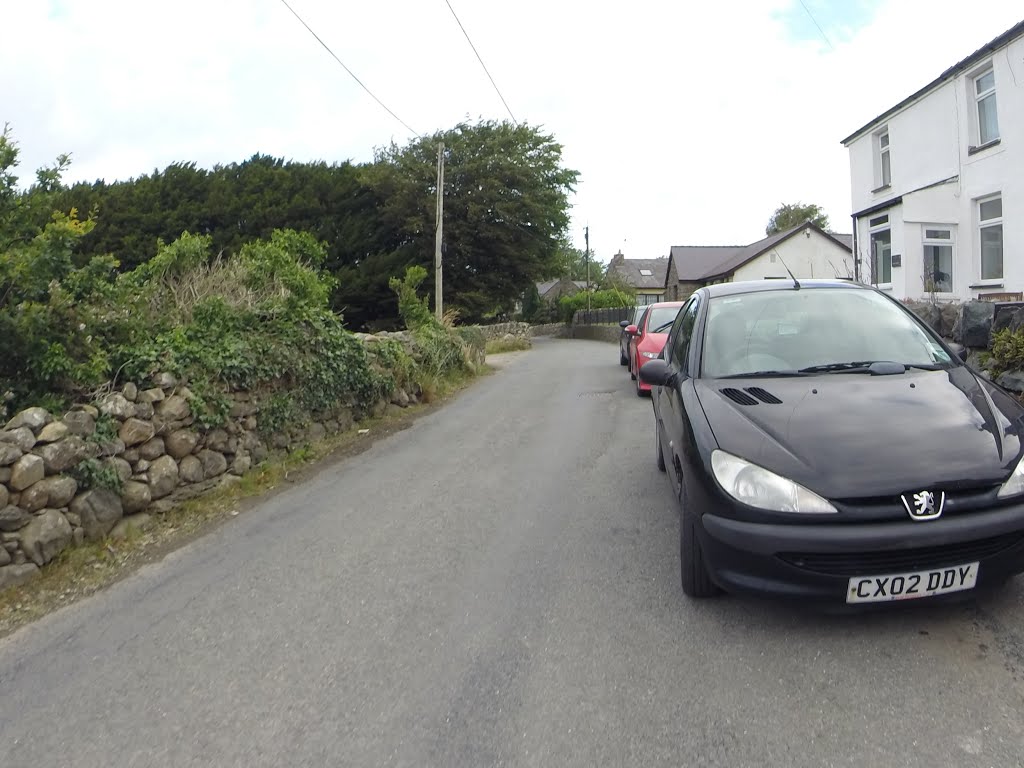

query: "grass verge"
xmin=0 ymin=366 xmax=489 ymax=640
xmin=485 ymin=336 xmax=532 ymax=355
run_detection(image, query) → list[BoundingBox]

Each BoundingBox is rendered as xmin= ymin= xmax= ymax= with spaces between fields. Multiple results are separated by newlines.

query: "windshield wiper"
xmin=798 ymin=361 xmax=875 ymax=373
xmin=798 ymin=361 xmax=951 ymax=374
xmin=718 ymin=370 xmax=809 ymax=379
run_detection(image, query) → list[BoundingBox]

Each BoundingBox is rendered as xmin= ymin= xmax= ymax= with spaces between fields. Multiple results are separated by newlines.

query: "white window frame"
xmin=922 ymin=226 xmax=955 ymax=296
xmin=874 ymin=128 xmax=891 ymax=190
xmin=868 ymin=214 xmax=892 ymax=288
xmin=977 ymin=194 xmax=1003 ymax=283
xmin=971 ymin=66 xmax=999 ymax=147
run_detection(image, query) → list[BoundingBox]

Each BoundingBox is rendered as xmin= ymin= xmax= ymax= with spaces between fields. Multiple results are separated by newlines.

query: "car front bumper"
xmin=697 ymin=503 xmax=1024 ymax=604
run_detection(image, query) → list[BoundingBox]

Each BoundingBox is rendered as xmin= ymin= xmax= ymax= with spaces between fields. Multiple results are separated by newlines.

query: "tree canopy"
xmin=766 ymin=202 xmax=830 ymax=235
xmin=38 ymin=119 xmax=579 ymax=328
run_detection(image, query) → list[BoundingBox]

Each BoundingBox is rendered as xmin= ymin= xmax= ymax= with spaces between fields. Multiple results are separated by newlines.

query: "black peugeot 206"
xmin=639 ymin=278 xmax=1024 ymax=607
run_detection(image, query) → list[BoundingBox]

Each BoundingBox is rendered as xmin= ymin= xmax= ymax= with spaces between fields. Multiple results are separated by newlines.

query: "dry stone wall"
xmin=0 ymin=328 xmax=489 ymax=593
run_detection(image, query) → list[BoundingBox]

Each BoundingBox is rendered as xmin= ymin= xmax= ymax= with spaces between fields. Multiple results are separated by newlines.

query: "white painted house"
xmin=664 ymin=222 xmax=854 ymax=301
xmin=841 ymin=19 xmax=1024 ymax=302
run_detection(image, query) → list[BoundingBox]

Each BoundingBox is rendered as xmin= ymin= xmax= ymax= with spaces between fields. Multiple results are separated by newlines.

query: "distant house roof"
xmin=607 ymin=256 xmax=668 ymax=290
xmin=840 ymin=19 xmax=1024 ymax=145
xmin=667 ymin=222 xmax=852 ymax=284
xmin=536 ymin=278 xmax=588 ymax=297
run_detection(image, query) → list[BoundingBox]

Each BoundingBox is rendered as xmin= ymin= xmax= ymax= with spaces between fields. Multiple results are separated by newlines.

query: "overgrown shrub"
xmin=389 ymin=266 xmax=471 ymax=379
xmin=990 ymin=329 xmax=1024 ymax=374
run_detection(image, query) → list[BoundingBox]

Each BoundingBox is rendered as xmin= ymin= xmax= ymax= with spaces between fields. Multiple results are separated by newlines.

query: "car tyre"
xmin=679 ymin=475 xmax=719 ymax=598
xmin=636 ymin=369 xmax=645 ymax=397
xmin=619 ymin=347 xmax=628 ymax=366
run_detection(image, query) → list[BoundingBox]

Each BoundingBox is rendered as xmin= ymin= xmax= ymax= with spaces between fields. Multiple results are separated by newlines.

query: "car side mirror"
xmin=638 ymin=359 xmax=672 ymax=387
xmin=948 ymin=342 xmax=968 ymax=362
xmin=625 ymin=324 xmax=638 ymax=336
xmin=619 ymin=320 xmax=630 ymax=328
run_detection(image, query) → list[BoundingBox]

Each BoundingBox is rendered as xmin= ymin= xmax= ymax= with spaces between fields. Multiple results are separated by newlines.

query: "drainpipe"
xmin=852 ymin=215 xmax=860 ymax=282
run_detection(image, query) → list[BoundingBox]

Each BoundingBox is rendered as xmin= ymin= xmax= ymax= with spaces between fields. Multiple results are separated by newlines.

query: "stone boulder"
xmin=138 ymin=387 xmax=165 ymax=404
xmin=205 ymin=428 xmax=230 ymax=453
xmin=99 ymin=393 xmax=135 ymax=420
xmin=10 ymin=454 xmax=45 ymax=491
xmin=148 ymin=455 xmax=179 ymax=499
xmin=997 ymin=371 xmax=1024 ymax=394
xmin=992 ymin=306 xmax=1024 ymax=334
xmin=120 ymin=481 xmax=152 ymax=514
xmin=157 ymin=395 xmax=191 ymax=421
xmin=0 ymin=505 xmax=29 ymax=532
xmin=0 ymin=483 xmax=7 ymax=509
xmin=198 ymin=450 xmax=228 ymax=479
xmin=0 ymin=442 xmax=22 ymax=467
xmin=107 ymin=457 xmax=133 ymax=484
xmin=34 ymin=436 xmax=95 ymax=474
xmin=0 ymin=426 xmax=36 ymax=452
xmin=5 ymin=407 xmax=53 ymax=433
xmin=71 ymin=488 xmax=124 ymax=541
xmin=32 ymin=475 xmax=79 ymax=508
xmin=0 ymin=563 xmax=40 ymax=590
xmin=36 ymin=421 xmax=70 ymax=444
xmin=137 ymin=437 xmax=166 ymax=461
xmin=953 ymin=301 xmax=996 ymax=348
xmin=122 ymin=382 xmax=139 ymax=402
xmin=19 ymin=483 xmax=49 ymax=513
xmin=910 ymin=302 xmax=944 ymax=336
xmin=20 ymin=509 xmax=73 ymax=566
xmin=154 ymin=372 xmax=177 ymax=390
xmin=179 ymin=455 xmax=204 ymax=484
xmin=230 ymin=452 xmax=252 ymax=476
xmin=119 ymin=417 xmax=156 ymax=447
xmin=165 ymin=429 xmax=199 ymax=459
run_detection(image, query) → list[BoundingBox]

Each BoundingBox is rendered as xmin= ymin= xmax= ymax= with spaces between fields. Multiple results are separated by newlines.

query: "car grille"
xmin=777 ymin=531 xmax=1024 ymax=576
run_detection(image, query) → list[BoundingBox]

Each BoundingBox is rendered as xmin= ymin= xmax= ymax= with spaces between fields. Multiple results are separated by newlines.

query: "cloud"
xmin=3 ymin=0 xmax=1022 ymax=264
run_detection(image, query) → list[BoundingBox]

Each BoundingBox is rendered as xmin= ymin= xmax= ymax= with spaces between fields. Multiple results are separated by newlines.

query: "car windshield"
xmin=701 ymin=287 xmax=955 ymax=378
xmin=645 ymin=306 xmax=681 ymax=333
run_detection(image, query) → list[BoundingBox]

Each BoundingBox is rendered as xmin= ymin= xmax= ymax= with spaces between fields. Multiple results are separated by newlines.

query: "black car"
xmin=619 ymin=306 xmax=649 ymax=366
xmin=640 ymin=278 xmax=1024 ymax=606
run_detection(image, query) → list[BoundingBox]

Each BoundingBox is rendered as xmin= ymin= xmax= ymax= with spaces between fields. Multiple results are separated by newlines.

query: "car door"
xmin=629 ymin=306 xmax=651 ymax=371
xmin=657 ymin=295 xmax=700 ymax=494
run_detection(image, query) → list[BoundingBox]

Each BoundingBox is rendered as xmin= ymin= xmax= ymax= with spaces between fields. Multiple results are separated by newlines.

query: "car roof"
xmin=700 ymin=278 xmax=870 ymax=299
xmin=642 ymin=300 xmax=687 ymax=308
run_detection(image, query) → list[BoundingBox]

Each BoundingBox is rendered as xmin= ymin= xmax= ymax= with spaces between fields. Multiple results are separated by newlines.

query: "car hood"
xmin=696 ymin=366 xmax=1024 ymax=499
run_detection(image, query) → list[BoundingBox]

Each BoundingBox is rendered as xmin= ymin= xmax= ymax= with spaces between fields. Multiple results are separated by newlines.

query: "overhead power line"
xmin=443 ymin=0 xmax=518 ymax=124
xmin=798 ymin=0 xmax=834 ymax=51
xmin=278 ymin=0 xmax=421 ymax=136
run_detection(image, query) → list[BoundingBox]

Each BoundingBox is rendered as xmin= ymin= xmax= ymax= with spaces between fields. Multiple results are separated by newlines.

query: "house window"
xmin=875 ymin=129 xmax=891 ymax=188
xmin=869 ymin=215 xmax=891 ymax=285
xmin=974 ymin=68 xmax=999 ymax=145
xmin=979 ymin=196 xmax=1003 ymax=280
xmin=639 ymin=269 xmax=653 ymax=277
xmin=923 ymin=228 xmax=953 ymax=293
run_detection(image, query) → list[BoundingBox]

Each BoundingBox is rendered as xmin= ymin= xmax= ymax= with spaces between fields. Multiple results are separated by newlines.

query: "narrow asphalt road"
xmin=2 ymin=337 xmax=1024 ymax=768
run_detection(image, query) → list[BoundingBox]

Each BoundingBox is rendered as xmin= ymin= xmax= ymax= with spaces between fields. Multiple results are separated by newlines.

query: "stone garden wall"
xmin=0 ymin=330 xmax=488 ymax=592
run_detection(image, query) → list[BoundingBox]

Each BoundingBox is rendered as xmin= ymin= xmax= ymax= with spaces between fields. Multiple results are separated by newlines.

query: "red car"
xmin=626 ymin=301 xmax=686 ymax=396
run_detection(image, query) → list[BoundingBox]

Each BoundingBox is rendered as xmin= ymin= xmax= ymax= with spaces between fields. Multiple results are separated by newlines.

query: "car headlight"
xmin=711 ymin=450 xmax=837 ymax=514
xmin=997 ymin=456 xmax=1024 ymax=498
xmin=640 ymin=351 xmax=659 ymax=359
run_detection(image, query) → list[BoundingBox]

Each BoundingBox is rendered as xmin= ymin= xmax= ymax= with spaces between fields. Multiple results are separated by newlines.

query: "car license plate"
xmin=846 ymin=562 xmax=978 ymax=604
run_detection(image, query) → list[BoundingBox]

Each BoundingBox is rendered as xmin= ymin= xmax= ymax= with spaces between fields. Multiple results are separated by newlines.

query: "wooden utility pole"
xmin=435 ymin=142 xmax=445 ymax=321
xmin=584 ymin=225 xmax=591 ymax=311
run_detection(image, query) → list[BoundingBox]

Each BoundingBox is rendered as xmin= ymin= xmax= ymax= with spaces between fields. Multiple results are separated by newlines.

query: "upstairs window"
xmin=877 ymin=130 xmax=891 ymax=188
xmin=974 ymin=68 xmax=999 ymax=145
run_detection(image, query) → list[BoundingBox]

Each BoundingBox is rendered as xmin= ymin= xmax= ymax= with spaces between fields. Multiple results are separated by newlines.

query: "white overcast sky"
xmin=4 ymin=0 xmax=1022 ymax=265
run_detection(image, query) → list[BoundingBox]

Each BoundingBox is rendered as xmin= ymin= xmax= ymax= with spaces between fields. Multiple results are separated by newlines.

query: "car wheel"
xmin=619 ymin=347 xmax=628 ymax=366
xmin=679 ymin=475 xmax=719 ymax=598
xmin=656 ymin=424 xmax=666 ymax=472
xmin=629 ymin=354 xmax=637 ymax=380
xmin=635 ymin=369 xmax=645 ymax=397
